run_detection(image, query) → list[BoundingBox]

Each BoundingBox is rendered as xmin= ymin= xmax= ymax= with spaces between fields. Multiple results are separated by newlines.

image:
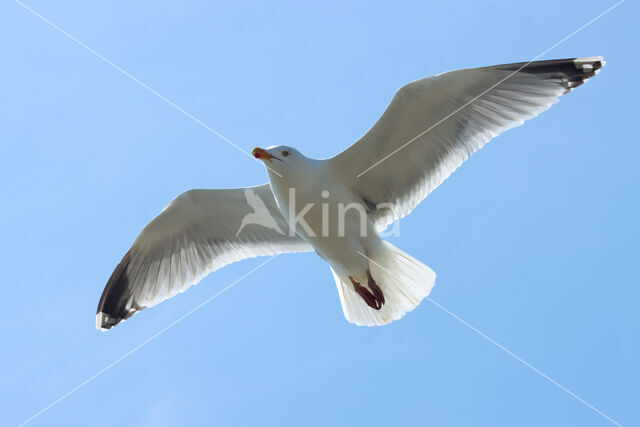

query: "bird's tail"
xmin=330 ymin=241 xmax=435 ymax=326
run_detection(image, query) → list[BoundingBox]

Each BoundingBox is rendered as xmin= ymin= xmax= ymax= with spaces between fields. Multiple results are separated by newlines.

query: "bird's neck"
xmin=267 ymin=160 xmax=327 ymax=214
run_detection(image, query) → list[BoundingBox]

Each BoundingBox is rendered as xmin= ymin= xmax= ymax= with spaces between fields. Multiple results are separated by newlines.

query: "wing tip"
xmin=573 ymin=56 xmax=606 ymax=73
xmin=96 ymin=250 xmax=138 ymax=331
xmin=493 ymin=57 xmax=606 ymax=93
xmin=96 ymin=311 xmax=121 ymax=331
xmin=574 ymin=56 xmax=605 ymax=65
xmin=556 ymin=56 xmax=606 ymax=93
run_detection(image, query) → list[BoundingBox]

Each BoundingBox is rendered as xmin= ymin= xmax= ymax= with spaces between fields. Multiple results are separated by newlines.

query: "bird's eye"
xmin=282 ymin=150 xmax=290 ymax=157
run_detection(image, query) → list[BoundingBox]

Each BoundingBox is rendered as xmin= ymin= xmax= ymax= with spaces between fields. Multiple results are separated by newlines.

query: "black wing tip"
xmin=562 ymin=57 xmax=606 ymax=93
xmin=96 ymin=306 xmax=140 ymax=331
xmin=96 ymin=311 xmax=122 ymax=331
xmin=493 ymin=56 xmax=605 ymax=93
xmin=96 ymin=250 xmax=141 ymax=331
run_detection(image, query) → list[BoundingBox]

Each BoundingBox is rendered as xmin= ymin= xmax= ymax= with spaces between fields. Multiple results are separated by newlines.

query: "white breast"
xmin=268 ymin=160 xmax=379 ymax=276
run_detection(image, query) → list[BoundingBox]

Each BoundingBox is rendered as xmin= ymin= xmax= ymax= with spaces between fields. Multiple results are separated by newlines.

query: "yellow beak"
xmin=252 ymin=147 xmax=280 ymax=162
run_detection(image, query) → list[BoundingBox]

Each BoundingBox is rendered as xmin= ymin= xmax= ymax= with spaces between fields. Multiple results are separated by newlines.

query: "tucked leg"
xmin=367 ymin=269 xmax=385 ymax=306
xmin=349 ymin=276 xmax=380 ymax=310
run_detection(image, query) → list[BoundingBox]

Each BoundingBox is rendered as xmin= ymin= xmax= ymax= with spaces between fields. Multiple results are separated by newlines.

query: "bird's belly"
xmin=283 ymin=192 xmax=378 ymax=273
xmin=283 ymin=189 xmax=368 ymax=235
xmin=270 ymin=172 xmax=378 ymax=273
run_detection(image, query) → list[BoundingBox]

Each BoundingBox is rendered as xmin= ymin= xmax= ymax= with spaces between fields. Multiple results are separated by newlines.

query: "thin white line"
xmin=356 ymin=250 xmax=621 ymax=426
xmin=356 ymin=0 xmax=624 ymax=178
xmin=13 ymin=0 xmax=283 ymax=178
xmin=424 ymin=297 xmax=622 ymax=426
xmin=18 ymin=255 xmax=279 ymax=427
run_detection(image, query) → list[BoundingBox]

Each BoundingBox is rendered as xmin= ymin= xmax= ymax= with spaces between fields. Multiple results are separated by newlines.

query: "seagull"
xmin=97 ymin=57 xmax=604 ymax=330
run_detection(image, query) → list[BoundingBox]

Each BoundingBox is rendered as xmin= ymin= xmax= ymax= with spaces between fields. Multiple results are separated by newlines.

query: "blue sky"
xmin=1 ymin=0 xmax=637 ymax=426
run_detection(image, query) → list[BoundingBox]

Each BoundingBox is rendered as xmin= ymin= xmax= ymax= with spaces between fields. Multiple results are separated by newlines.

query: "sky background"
xmin=1 ymin=0 xmax=638 ymax=426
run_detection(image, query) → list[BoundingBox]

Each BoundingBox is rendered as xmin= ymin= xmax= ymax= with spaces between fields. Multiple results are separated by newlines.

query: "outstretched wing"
xmin=97 ymin=183 xmax=311 ymax=330
xmin=243 ymin=187 xmax=264 ymax=210
xmin=329 ymin=57 xmax=604 ymax=230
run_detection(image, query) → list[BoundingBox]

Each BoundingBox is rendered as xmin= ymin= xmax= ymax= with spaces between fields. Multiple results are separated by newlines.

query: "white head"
xmin=252 ymin=145 xmax=309 ymax=177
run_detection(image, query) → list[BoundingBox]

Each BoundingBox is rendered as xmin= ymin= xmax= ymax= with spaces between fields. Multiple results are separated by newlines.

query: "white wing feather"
xmin=97 ymin=183 xmax=311 ymax=330
xmin=329 ymin=57 xmax=604 ymax=230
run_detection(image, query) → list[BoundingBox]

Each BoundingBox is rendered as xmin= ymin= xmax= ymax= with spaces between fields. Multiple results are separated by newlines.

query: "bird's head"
xmin=252 ymin=145 xmax=307 ymax=176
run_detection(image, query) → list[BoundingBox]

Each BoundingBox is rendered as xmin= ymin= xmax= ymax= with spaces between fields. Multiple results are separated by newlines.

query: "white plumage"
xmin=97 ymin=57 xmax=604 ymax=330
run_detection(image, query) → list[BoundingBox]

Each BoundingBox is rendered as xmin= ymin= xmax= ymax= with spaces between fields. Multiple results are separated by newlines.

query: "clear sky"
xmin=1 ymin=1 xmax=637 ymax=426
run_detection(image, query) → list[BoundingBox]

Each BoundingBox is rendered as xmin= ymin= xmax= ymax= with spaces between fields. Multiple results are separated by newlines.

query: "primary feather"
xmin=329 ymin=57 xmax=604 ymax=231
xmin=97 ymin=184 xmax=311 ymax=330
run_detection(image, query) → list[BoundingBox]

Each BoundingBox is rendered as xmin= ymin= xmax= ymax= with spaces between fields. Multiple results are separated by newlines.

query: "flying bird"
xmin=97 ymin=57 xmax=604 ymax=330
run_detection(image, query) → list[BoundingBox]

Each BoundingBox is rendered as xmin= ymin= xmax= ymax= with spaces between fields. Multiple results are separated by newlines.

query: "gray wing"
xmin=97 ymin=183 xmax=311 ymax=330
xmin=328 ymin=57 xmax=604 ymax=230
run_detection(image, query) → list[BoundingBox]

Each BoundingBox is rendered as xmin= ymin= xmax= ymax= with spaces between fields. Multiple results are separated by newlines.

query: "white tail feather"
xmin=331 ymin=241 xmax=435 ymax=326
